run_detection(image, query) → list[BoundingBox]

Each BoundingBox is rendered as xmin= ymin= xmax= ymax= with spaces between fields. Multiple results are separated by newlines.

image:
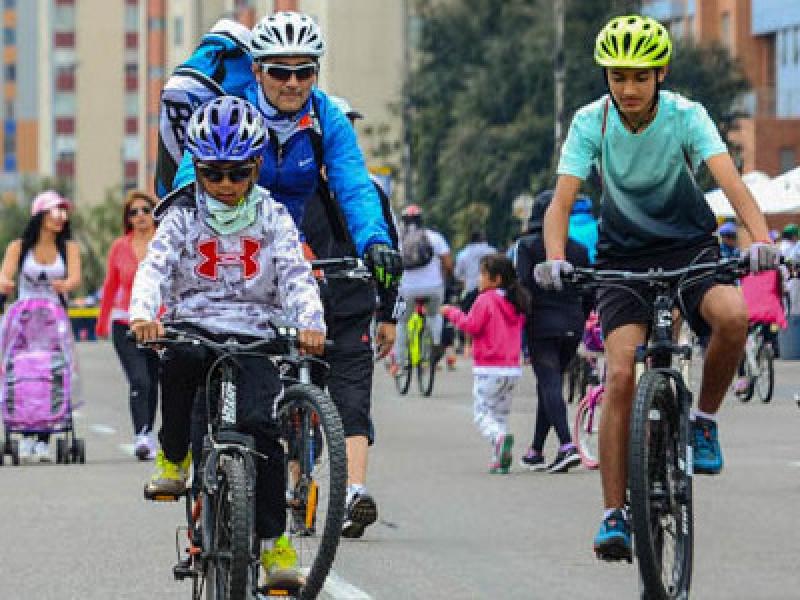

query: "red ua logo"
xmin=195 ymin=237 xmax=261 ymax=280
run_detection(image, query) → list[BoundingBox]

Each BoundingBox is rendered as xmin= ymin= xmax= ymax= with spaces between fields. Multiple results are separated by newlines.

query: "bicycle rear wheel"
xmin=629 ymin=370 xmax=693 ymax=600
xmin=204 ymin=455 xmax=252 ymax=600
xmin=417 ymin=327 xmax=435 ymax=397
xmin=574 ymin=387 xmax=602 ymax=469
xmin=279 ymin=384 xmax=347 ymax=599
xmin=394 ymin=358 xmax=412 ymax=395
xmin=755 ymin=343 xmax=774 ymax=403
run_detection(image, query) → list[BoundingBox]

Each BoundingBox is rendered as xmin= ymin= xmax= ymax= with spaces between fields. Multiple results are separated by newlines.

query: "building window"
xmin=148 ymin=65 xmax=165 ymax=79
xmin=125 ymin=31 xmax=138 ymax=49
xmin=53 ymin=92 xmax=76 ymax=116
xmin=125 ymin=4 xmax=139 ymax=31
xmin=148 ymin=17 xmax=165 ymax=30
xmin=780 ymin=148 xmax=797 ymax=173
xmin=54 ymin=4 xmax=76 ymax=31
xmin=55 ymin=117 xmax=75 ymax=134
xmin=795 ymin=27 xmax=800 ymax=65
xmin=4 ymin=64 xmax=15 ymax=82
xmin=55 ymin=157 xmax=75 ymax=178
xmin=781 ymin=30 xmax=787 ymax=66
xmin=125 ymin=116 xmax=138 ymax=134
xmin=720 ymin=12 xmax=731 ymax=50
xmin=124 ymin=92 xmax=138 ymax=116
xmin=3 ymin=27 xmax=14 ymax=45
xmin=124 ymin=160 xmax=138 ymax=179
xmin=55 ymin=67 xmax=75 ymax=91
xmin=173 ymin=16 xmax=184 ymax=46
xmin=54 ymin=32 xmax=75 ymax=48
xmin=125 ymin=62 xmax=138 ymax=92
xmin=5 ymin=100 xmax=13 ymax=120
xmin=4 ymin=154 xmax=16 ymax=172
xmin=4 ymin=127 xmax=14 ymax=155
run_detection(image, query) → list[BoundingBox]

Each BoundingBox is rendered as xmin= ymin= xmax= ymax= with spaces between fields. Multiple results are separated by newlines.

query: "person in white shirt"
xmin=395 ymin=204 xmax=452 ymax=364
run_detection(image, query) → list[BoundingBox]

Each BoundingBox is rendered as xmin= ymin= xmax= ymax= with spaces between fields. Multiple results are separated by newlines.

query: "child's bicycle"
xmin=573 ymin=313 xmax=605 ymax=469
xmin=568 ymin=256 xmax=749 ymax=600
xmin=394 ymin=297 xmax=436 ymax=397
xmin=137 ymin=320 xmax=347 ymax=600
xmin=735 ymin=322 xmax=776 ymax=403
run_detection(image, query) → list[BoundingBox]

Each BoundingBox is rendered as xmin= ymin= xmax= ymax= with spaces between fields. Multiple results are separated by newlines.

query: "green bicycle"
xmin=395 ymin=298 xmax=436 ymax=397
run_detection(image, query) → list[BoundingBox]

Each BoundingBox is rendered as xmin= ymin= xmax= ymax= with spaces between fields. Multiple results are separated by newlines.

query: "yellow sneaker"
xmin=144 ymin=449 xmax=191 ymax=499
xmin=261 ymin=534 xmax=303 ymax=589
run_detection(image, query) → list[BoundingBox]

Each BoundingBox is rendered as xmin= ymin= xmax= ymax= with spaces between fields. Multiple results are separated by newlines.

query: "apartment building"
xmin=642 ymin=0 xmax=800 ymax=176
xmin=0 ymin=0 xmax=406 ymax=204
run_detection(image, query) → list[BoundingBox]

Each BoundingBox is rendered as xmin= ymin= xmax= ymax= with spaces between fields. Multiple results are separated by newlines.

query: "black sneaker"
xmin=341 ymin=492 xmax=378 ymax=539
xmin=519 ymin=447 xmax=547 ymax=471
xmin=547 ymin=446 xmax=581 ymax=473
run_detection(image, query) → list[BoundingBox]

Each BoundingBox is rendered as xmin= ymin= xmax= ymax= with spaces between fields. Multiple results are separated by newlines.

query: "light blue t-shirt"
xmin=558 ymin=90 xmax=727 ymax=255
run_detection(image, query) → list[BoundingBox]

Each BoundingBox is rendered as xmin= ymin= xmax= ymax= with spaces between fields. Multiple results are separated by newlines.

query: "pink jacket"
xmin=442 ymin=289 xmax=526 ymax=372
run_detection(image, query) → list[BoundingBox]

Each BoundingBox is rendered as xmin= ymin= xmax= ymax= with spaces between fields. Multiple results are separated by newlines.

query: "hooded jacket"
xmin=442 ymin=289 xmax=526 ymax=375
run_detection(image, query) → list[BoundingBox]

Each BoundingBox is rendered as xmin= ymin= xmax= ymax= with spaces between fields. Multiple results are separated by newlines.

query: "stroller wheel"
xmin=56 ymin=438 xmax=67 ymax=464
xmin=72 ymin=438 xmax=86 ymax=464
xmin=10 ymin=440 xmax=20 ymax=466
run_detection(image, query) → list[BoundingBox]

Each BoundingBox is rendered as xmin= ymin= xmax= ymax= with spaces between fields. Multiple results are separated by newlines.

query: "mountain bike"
xmin=569 ymin=256 xmax=748 ymax=600
xmin=139 ymin=320 xmax=346 ymax=600
xmin=735 ymin=322 xmax=775 ymax=403
xmin=394 ymin=298 xmax=435 ymax=397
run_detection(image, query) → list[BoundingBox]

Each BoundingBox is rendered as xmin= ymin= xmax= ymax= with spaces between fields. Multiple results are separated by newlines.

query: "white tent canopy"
xmin=706 ymin=168 xmax=800 ymax=217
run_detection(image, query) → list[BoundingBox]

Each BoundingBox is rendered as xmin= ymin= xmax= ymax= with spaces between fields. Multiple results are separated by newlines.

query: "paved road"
xmin=1 ymin=343 xmax=799 ymax=599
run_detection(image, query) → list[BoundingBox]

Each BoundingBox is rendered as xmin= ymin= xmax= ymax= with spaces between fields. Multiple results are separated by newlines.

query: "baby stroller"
xmin=0 ymin=297 xmax=85 ymax=465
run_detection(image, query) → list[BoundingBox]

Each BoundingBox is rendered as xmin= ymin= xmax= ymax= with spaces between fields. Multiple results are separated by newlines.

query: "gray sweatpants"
xmin=473 ymin=374 xmax=518 ymax=445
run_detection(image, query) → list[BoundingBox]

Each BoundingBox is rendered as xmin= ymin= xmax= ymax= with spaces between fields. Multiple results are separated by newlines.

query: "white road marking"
xmin=321 ymin=570 xmax=373 ymax=599
xmin=789 ymin=461 xmax=800 ymax=468
xmin=89 ymin=423 xmax=116 ymax=435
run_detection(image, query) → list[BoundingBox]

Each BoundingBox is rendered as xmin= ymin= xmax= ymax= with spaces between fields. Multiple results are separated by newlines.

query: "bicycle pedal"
xmin=172 ymin=559 xmax=197 ymax=581
xmin=144 ymin=486 xmax=186 ymax=502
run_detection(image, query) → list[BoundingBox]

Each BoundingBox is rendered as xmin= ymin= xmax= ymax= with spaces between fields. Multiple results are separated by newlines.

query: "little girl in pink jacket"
xmin=441 ymin=253 xmax=529 ymax=473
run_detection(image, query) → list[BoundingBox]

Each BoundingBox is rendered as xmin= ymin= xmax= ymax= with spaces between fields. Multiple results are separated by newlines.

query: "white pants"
xmin=394 ymin=285 xmax=444 ymax=363
xmin=473 ymin=374 xmax=518 ymax=445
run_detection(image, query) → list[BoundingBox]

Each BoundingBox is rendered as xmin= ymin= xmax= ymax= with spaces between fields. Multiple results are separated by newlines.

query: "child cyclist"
xmin=440 ymin=253 xmax=529 ymax=474
xmin=129 ymin=96 xmax=325 ymax=587
xmin=534 ymin=16 xmax=778 ymax=561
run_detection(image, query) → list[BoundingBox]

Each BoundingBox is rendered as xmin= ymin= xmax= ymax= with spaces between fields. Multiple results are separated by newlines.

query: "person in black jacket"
xmin=516 ymin=190 xmax=591 ymax=473
xmin=302 ymin=96 xmax=400 ymax=538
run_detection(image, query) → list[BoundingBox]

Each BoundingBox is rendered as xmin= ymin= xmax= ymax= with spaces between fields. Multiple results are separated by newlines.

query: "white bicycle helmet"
xmin=251 ymin=12 xmax=325 ymax=59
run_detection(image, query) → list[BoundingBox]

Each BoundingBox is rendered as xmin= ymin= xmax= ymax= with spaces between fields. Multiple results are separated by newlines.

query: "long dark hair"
xmin=480 ymin=253 xmax=530 ymax=315
xmin=17 ymin=212 xmax=73 ymax=270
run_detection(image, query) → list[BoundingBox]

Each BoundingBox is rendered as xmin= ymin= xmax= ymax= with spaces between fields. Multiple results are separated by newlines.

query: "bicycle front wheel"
xmin=204 ymin=455 xmax=252 ymax=600
xmin=755 ymin=343 xmax=774 ymax=403
xmin=279 ymin=384 xmax=347 ymax=599
xmin=629 ymin=370 xmax=693 ymax=600
xmin=417 ymin=326 xmax=435 ymax=397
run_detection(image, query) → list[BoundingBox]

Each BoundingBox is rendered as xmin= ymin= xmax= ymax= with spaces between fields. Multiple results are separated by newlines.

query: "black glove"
xmin=364 ymin=243 xmax=403 ymax=289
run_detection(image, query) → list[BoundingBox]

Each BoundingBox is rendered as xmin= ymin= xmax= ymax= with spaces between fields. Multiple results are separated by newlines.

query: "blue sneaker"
xmin=692 ymin=416 xmax=723 ymax=475
xmin=593 ymin=509 xmax=632 ymax=562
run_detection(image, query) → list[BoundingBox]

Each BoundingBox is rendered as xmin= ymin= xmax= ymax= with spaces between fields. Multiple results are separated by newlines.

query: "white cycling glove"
xmin=533 ymin=259 xmax=574 ymax=291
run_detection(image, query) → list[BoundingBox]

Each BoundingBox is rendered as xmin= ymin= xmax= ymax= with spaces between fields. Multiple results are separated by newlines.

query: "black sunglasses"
xmin=258 ymin=62 xmax=317 ymax=82
xmin=127 ymin=206 xmax=152 ymax=218
xmin=195 ymin=163 xmax=256 ymax=184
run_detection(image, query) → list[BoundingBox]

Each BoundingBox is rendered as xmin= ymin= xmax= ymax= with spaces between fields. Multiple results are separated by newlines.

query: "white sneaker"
xmin=33 ymin=441 xmax=51 ymax=463
xmin=18 ymin=437 xmax=34 ymax=460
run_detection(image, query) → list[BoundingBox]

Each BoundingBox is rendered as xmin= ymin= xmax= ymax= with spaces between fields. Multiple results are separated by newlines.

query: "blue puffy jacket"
xmin=173 ymin=87 xmax=390 ymax=257
xmin=569 ymin=196 xmax=598 ymax=264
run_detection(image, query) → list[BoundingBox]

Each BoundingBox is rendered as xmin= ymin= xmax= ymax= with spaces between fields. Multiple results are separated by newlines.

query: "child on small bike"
xmin=129 ymin=96 xmax=326 ymax=587
xmin=440 ymin=253 xmax=529 ymax=473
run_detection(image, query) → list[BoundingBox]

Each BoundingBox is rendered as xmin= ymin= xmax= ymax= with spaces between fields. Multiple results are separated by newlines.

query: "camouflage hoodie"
xmin=129 ymin=185 xmax=325 ymax=337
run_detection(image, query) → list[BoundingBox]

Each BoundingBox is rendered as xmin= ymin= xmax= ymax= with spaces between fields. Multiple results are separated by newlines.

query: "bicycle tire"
xmin=418 ymin=327 xmax=435 ymax=397
xmin=756 ymin=343 xmax=774 ymax=403
xmin=574 ymin=387 xmax=602 ymax=470
xmin=629 ymin=370 xmax=693 ymax=600
xmin=205 ymin=455 xmax=252 ymax=600
xmin=279 ymin=384 xmax=347 ymax=600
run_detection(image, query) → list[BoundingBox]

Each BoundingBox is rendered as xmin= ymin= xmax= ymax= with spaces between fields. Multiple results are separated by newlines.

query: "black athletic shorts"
xmin=595 ymin=239 xmax=722 ymax=338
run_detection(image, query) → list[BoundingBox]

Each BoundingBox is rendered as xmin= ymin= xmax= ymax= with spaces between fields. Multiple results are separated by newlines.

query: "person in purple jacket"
xmin=440 ymin=254 xmax=530 ymax=474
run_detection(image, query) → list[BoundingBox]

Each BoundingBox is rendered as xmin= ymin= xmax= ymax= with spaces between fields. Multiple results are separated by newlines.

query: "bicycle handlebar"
xmin=310 ymin=257 xmax=372 ymax=281
xmin=565 ymin=256 xmax=750 ymax=288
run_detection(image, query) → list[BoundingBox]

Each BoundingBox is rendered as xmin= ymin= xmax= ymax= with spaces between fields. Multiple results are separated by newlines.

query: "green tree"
xmin=408 ymin=0 xmax=747 ymax=248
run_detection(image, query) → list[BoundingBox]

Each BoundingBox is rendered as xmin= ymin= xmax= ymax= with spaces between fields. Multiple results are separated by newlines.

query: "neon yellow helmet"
xmin=594 ymin=15 xmax=672 ymax=68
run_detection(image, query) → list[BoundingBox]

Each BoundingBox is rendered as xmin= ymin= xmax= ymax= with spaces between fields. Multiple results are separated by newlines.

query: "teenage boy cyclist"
xmin=534 ymin=15 xmax=779 ymax=561
xmin=130 ymin=96 xmax=325 ymax=587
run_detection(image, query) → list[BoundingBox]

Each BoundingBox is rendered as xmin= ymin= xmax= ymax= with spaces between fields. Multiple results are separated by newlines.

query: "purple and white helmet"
xmin=186 ymin=96 xmax=267 ymax=162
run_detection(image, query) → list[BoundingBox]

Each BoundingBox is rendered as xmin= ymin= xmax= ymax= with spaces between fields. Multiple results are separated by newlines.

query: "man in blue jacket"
xmin=157 ymin=12 xmax=401 ymax=539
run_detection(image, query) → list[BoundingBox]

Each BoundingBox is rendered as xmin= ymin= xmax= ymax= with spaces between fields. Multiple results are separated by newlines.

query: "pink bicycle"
xmin=572 ymin=313 xmax=604 ymax=469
